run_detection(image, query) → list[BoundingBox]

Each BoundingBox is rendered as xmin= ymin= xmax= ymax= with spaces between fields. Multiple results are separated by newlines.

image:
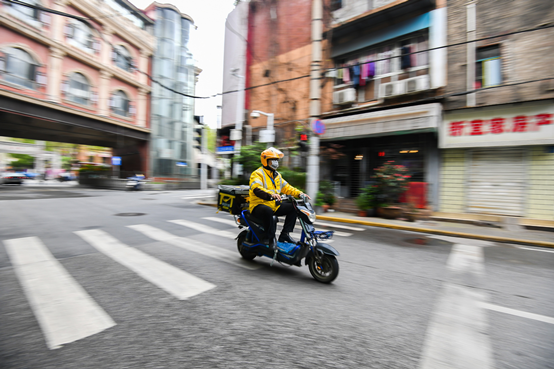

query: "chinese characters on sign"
xmin=449 ymin=114 xmax=552 ymax=136
xmin=441 ymin=102 xmax=554 ymax=148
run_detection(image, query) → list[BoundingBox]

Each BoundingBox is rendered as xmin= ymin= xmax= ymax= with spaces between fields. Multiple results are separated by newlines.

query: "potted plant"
xmin=372 ymin=161 xmax=411 ymax=219
xmin=356 ymin=185 xmax=376 ymax=217
xmin=314 ymin=191 xmax=325 ymax=214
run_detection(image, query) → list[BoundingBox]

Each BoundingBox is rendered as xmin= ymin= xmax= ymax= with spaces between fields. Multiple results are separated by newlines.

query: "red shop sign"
xmin=448 ymin=113 xmax=552 ymax=136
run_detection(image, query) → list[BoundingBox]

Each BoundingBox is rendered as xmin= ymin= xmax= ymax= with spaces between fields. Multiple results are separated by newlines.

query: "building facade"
xmin=320 ymin=0 xmax=447 ymax=204
xmin=439 ymin=0 xmax=554 ymax=220
xmin=0 ymin=0 xmax=154 ymax=174
xmin=143 ymin=2 xmax=199 ymax=181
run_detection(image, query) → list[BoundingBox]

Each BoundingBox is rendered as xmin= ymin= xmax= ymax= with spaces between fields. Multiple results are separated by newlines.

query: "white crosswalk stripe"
xmin=314 ymin=221 xmax=366 ymax=232
xmin=75 ymin=229 xmax=216 ymax=300
xmin=203 ymin=216 xmax=351 ymax=237
xmin=4 ymin=237 xmax=116 ymax=350
xmin=129 ymin=224 xmax=260 ymax=270
xmin=169 ymin=219 xmax=237 ymax=239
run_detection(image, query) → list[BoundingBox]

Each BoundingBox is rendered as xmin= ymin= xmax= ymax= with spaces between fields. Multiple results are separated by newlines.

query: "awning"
xmin=321 ymin=103 xmax=441 ymax=140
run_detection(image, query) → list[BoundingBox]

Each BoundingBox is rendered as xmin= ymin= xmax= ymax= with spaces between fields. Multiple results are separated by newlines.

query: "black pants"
xmin=252 ymin=202 xmax=297 ymax=241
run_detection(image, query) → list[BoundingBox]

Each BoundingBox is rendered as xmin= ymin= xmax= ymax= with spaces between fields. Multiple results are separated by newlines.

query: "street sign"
xmin=111 ymin=156 xmax=121 ymax=166
xmin=176 ymin=162 xmax=187 ymax=167
xmin=259 ymin=129 xmax=275 ymax=143
xmin=312 ymin=119 xmax=325 ymax=135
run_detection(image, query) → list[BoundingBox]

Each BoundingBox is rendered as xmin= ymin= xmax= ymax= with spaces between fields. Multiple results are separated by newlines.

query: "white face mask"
xmin=269 ymin=159 xmax=279 ymax=170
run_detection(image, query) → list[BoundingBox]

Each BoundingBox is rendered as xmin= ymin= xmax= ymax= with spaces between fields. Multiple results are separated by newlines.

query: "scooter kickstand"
xmin=270 ymin=248 xmax=278 ymax=267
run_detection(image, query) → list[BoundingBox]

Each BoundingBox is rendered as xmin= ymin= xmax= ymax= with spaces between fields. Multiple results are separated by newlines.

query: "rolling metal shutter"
xmin=467 ymin=148 xmax=527 ymax=216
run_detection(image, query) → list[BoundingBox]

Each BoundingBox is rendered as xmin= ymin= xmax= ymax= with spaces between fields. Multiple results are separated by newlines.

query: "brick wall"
xmin=446 ymin=0 xmax=554 ymax=110
xmin=247 ymin=0 xmax=333 ymax=143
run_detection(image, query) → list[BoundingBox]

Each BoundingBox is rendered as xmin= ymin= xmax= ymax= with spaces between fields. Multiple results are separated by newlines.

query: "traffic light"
xmin=194 ymin=125 xmax=203 ymax=151
xmin=299 ymin=132 xmax=309 ymax=151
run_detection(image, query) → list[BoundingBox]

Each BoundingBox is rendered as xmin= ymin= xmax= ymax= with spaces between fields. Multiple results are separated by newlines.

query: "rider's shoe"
xmin=278 ymin=232 xmax=296 ymax=244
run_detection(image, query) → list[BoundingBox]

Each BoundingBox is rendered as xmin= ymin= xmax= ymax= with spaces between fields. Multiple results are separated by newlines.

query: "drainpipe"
xmin=307 ymin=0 xmax=322 ymax=201
xmin=466 ymin=1 xmax=477 ymax=107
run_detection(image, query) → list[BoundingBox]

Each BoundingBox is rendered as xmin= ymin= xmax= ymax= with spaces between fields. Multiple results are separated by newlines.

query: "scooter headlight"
xmin=300 ymin=209 xmax=316 ymax=223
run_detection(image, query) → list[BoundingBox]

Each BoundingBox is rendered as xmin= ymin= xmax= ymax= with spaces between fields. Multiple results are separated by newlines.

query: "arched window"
xmin=9 ymin=0 xmax=40 ymax=25
xmin=3 ymin=47 xmax=37 ymax=89
xmin=113 ymin=45 xmax=132 ymax=72
xmin=111 ymin=90 xmax=131 ymax=117
xmin=66 ymin=21 xmax=96 ymax=53
xmin=67 ymin=73 xmax=90 ymax=105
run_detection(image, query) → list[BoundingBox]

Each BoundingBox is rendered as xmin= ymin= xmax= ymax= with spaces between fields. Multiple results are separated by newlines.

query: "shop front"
xmin=321 ymin=103 xmax=441 ymax=207
xmin=439 ymin=100 xmax=554 ymax=219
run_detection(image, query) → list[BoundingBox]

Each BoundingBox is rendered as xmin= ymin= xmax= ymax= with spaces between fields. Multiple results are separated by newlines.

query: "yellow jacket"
xmin=249 ymin=167 xmax=302 ymax=212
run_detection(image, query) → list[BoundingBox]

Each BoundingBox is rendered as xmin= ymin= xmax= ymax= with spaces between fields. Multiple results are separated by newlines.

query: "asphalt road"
xmin=0 ymin=186 xmax=553 ymax=368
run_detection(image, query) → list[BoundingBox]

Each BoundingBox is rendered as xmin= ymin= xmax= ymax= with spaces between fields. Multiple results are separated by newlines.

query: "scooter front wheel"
xmin=237 ymin=231 xmax=256 ymax=260
xmin=308 ymin=254 xmax=339 ymax=283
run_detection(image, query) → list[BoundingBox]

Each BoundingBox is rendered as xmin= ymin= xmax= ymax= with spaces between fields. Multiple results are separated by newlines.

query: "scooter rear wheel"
xmin=237 ymin=231 xmax=256 ymax=260
xmin=308 ymin=254 xmax=339 ymax=283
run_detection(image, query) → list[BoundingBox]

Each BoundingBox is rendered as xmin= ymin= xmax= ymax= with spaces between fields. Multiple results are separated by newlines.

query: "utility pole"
xmin=231 ymin=69 xmax=244 ymax=178
xmin=307 ymin=0 xmax=322 ymax=201
xmin=201 ymin=125 xmax=207 ymax=190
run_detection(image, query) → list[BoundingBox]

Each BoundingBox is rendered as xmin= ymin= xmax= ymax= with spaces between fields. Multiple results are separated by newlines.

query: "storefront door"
xmin=467 ymin=148 xmax=527 ymax=216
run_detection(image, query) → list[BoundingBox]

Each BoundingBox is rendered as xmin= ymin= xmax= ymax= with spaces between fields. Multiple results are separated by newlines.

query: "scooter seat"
xmin=243 ymin=210 xmax=264 ymax=226
xmin=243 ymin=210 xmax=279 ymax=226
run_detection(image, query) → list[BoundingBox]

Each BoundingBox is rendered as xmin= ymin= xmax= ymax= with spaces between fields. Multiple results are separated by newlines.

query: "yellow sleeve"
xmin=250 ymin=168 xmax=271 ymax=195
xmin=280 ymin=177 xmax=302 ymax=197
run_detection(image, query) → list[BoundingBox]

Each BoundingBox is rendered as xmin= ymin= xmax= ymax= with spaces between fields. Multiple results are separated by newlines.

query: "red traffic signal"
xmin=300 ymin=133 xmax=308 ymax=141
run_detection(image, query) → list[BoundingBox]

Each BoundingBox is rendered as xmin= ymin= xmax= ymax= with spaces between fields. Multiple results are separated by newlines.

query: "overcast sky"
xmin=130 ymin=0 xmax=236 ymax=128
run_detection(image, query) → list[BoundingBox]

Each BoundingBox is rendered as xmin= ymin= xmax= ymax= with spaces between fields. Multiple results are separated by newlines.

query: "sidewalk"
xmin=198 ymin=200 xmax=554 ymax=248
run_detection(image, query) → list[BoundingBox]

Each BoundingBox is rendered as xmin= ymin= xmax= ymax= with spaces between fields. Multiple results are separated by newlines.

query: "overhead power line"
xmin=3 ymin=0 xmax=554 ymax=102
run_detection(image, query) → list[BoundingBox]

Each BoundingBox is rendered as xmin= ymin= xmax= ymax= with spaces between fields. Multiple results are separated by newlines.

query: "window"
xmin=113 ymin=45 xmax=133 ymax=72
xmin=330 ymin=0 xmax=342 ymax=11
xmin=67 ymin=21 xmax=96 ymax=53
xmin=3 ymin=47 xmax=38 ymax=89
xmin=67 ymin=73 xmax=90 ymax=105
xmin=8 ymin=0 xmax=40 ymax=25
xmin=476 ymin=45 xmax=501 ymax=88
xmin=111 ymin=90 xmax=131 ymax=117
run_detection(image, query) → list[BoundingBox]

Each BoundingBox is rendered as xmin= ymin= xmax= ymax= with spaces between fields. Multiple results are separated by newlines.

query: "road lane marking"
xmin=129 ymin=224 xmax=260 ymax=270
xmin=446 ymin=244 xmax=485 ymax=275
xmin=203 ymin=217 xmax=237 ymax=227
xmin=75 ymin=229 xmax=215 ymax=300
xmin=480 ymin=302 xmax=554 ymax=325
xmin=516 ymin=246 xmax=554 ymax=253
xmin=203 ymin=217 xmax=351 ymax=237
xmin=419 ymin=243 xmax=494 ymax=369
xmin=4 ymin=237 xmax=116 ymax=350
xmin=169 ymin=219 xmax=237 ymax=239
xmin=314 ymin=221 xmax=365 ymax=231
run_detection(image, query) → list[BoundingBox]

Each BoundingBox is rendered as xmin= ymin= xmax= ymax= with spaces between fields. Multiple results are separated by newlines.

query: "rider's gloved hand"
xmin=271 ymin=193 xmax=282 ymax=201
xmin=300 ymin=193 xmax=311 ymax=200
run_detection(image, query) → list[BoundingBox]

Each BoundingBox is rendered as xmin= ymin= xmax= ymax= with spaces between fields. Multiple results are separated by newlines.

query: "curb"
xmin=198 ymin=202 xmax=554 ymax=249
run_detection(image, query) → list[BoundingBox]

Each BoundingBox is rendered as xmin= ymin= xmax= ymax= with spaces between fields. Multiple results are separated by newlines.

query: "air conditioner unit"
xmin=404 ymin=75 xmax=430 ymax=94
xmin=380 ymin=81 xmax=405 ymax=98
xmin=333 ymin=88 xmax=356 ymax=105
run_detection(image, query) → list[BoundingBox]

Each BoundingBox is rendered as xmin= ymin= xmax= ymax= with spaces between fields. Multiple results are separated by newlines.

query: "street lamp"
xmin=250 ymin=110 xmax=275 ymax=146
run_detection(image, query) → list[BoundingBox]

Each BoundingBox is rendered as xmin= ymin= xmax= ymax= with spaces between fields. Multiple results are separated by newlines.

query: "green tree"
xmin=206 ymin=126 xmax=216 ymax=153
xmin=9 ymin=154 xmax=34 ymax=169
xmin=232 ymin=142 xmax=267 ymax=177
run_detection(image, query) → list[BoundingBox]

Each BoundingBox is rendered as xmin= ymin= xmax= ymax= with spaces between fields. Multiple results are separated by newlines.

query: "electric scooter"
xmin=235 ymin=194 xmax=340 ymax=283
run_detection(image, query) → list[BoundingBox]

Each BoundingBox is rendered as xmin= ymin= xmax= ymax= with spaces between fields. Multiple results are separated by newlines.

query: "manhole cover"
xmin=114 ymin=213 xmax=147 ymax=216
